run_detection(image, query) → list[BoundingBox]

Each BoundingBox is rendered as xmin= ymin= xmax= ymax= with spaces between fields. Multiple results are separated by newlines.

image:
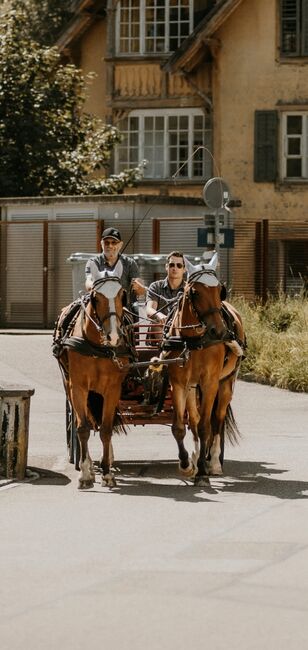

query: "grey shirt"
xmin=85 ymin=253 xmax=139 ymax=293
xmin=146 ymin=277 xmax=185 ymax=314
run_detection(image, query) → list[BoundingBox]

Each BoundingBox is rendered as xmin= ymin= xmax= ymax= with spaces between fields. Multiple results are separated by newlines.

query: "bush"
xmin=232 ymin=294 xmax=308 ymax=393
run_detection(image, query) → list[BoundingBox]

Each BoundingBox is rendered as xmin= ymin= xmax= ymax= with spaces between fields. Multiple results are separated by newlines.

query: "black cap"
xmin=102 ymin=227 xmax=122 ymax=242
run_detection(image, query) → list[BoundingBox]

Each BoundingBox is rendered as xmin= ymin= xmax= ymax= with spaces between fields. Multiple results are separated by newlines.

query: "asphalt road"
xmin=0 ymin=333 xmax=308 ymax=650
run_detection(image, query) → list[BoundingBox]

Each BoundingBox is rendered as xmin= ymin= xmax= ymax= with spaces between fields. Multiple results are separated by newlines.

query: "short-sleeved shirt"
xmin=85 ymin=253 xmax=139 ymax=293
xmin=146 ymin=277 xmax=185 ymax=314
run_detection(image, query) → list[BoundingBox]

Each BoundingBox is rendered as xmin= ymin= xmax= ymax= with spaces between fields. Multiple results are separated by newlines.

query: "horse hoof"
xmin=102 ymin=473 xmax=116 ymax=488
xmin=194 ymin=475 xmax=210 ymax=487
xmin=178 ymin=460 xmax=195 ymax=478
xmin=208 ymin=466 xmax=223 ymax=476
xmin=78 ymin=479 xmax=94 ymax=490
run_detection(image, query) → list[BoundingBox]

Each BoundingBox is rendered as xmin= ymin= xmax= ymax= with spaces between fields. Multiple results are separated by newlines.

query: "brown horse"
xmin=164 ymin=253 xmax=245 ymax=487
xmin=55 ymin=260 xmax=132 ymax=489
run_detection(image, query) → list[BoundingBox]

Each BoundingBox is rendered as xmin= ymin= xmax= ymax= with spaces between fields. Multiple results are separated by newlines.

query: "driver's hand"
xmin=155 ymin=312 xmax=166 ymax=324
xmin=131 ymin=279 xmax=146 ymax=297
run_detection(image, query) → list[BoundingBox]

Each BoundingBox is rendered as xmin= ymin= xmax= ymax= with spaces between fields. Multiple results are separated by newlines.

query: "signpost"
xmin=200 ymin=177 xmax=235 ymax=287
xmin=201 ymin=177 xmax=234 ymax=260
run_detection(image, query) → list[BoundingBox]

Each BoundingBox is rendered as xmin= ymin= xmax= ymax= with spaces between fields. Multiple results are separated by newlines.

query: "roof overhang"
xmin=57 ymin=0 xmax=107 ymax=52
xmin=164 ymin=0 xmax=245 ymax=74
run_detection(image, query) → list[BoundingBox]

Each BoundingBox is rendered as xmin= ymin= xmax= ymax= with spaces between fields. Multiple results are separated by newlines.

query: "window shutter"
xmin=280 ymin=0 xmax=300 ymax=56
xmin=301 ymin=0 xmax=308 ymax=54
xmin=254 ymin=111 xmax=278 ymax=183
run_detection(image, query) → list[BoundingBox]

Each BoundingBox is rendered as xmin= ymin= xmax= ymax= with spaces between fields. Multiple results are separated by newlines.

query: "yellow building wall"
xmin=78 ymin=20 xmax=107 ymax=120
xmin=214 ymin=0 xmax=308 ymax=223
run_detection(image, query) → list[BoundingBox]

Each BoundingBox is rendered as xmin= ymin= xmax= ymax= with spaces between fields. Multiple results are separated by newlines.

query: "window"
xmin=285 ymin=240 xmax=308 ymax=294
xmin=115 ymin=109 xmax=212 ymax=180
xmin=280 ymin=0 xmax=308 ymax=56
xmin=281 ymin=112 xmax=308 ymax=179
xmin=116 ymin=0 xmax=193 ymax=55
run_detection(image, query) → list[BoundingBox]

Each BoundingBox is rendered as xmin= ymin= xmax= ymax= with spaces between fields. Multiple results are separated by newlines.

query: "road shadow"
xmin=79 ymin=457 xmax=308 ymax=502
xmin=221 ymin=459 xmax=308 ymax=500
xmin=23 ymin=459 xmax=308 ymax=502
xmin=27 ymin=466 xmax=71 ymax=486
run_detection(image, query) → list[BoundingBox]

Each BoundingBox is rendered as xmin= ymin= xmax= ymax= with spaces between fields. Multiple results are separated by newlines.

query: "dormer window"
xmin=116 ymin=0 xmax=193 ymax=55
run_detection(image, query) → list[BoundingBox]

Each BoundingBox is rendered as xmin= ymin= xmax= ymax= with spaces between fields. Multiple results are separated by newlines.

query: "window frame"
xmin=281 ymin=111 xmax=308 ymax=180
xmin=115 ymin=0 xmax=194 ymax=56
xmin=280 ymin=0 xmax=308 ymax=58
xmin=115 ymin=107 xmax=212 ymax=181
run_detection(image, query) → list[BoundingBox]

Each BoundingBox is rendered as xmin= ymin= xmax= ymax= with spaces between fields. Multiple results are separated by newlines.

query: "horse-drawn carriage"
xmin=54 ymin=252 xmax=245 ymax=489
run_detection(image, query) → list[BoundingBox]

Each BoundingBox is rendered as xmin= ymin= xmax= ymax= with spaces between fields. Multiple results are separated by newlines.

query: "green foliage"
xmin=233 ymin=294 xmax=308 ymax=393
xmin=0 ymin=3 xmax=143 ymax=197
xmin=0 ymin=0 xmax=72 ymax=45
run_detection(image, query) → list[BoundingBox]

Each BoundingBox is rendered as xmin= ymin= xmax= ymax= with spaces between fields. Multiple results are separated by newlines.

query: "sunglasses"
xmin=168 ymin=262 xmax=184 ymax=269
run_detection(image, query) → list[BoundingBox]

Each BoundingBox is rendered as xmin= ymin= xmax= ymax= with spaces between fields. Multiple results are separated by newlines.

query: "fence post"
xmin=262 ymin=219 xmax=269 ymax=303
xmin=255 ymin=221 xmax=262 ymax=298
xmin=0 ymin=383 xmax=35 ymax=480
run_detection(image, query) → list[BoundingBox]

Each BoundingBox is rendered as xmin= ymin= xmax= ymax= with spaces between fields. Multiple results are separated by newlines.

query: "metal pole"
xmin=215 ymin=208 xmax=220 ymax=263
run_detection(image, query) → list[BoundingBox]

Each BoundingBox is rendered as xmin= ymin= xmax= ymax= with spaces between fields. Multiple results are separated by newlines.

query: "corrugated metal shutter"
xmin=1 ymin=206 xmax=99 ymax=326
xmin=7 ymin=209 xmax=50 ymax=221
xmin=5 ymin=222 xmax=44 ymax=325
xmin=159 ymin=218 xmax=205 ymax=255
xmin=48 ymin=221 xmax=98 ymax=320
xmin=232 ymin=220 xmax=256 ymax=299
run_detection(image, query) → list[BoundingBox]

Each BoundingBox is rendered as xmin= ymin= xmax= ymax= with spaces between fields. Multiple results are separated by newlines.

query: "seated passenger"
xmin=146 ymin=250 xmax=185 ymax=343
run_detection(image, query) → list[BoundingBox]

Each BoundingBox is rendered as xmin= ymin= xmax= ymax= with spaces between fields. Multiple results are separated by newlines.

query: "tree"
xmin=0 ymin=3 xmax=143 ymax=197
xmin=0 ymin=0 xmax=72 ymax=45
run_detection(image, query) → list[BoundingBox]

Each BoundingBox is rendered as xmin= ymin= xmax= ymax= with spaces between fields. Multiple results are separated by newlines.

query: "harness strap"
xmin=162 ymin=336 xmax=228 ymax=352
xmin=61 ymin=336 xmax=134 ymax=360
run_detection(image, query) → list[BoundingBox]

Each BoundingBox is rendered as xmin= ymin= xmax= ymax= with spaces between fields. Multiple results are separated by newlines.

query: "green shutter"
xmin=301 ymin=0 xmax=308 ymax=54
xmin=254 ymin=111 xmax=278 ymax=183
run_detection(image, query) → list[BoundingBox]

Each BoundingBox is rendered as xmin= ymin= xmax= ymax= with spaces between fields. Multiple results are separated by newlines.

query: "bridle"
xmin=82 ymin=276 xmax=124 ymax=340
xmin=183 ymin=269 xmax=223 ymax=330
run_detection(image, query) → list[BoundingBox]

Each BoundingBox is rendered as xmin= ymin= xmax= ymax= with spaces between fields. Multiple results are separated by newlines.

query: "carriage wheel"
xmin=66 ymin=399 xmax=80 ymax=470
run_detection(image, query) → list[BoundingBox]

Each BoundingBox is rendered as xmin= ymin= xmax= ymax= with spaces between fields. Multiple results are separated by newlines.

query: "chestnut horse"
xmin=55 ymin=260 xmax=132 ymax=489
xmin=164 ymin=253 xmax=245 ymax=487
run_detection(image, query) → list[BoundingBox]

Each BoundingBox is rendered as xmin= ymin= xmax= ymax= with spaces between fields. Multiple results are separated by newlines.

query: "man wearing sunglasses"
xmin=146 ymin=251 xmax=185 ymax=326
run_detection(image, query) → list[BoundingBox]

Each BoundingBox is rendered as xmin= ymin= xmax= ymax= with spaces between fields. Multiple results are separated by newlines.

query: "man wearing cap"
xmin=53 ymin=228 xmax=144 ymax=350
xmin=85 ymin=227 xmax=144 ymax=300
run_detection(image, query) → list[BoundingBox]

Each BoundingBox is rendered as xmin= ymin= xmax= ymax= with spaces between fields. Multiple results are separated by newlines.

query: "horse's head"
xmin=87 ymin=260 xmax=125 ymax=346
xmin=184 ymin=253 xmax=227 ymax=340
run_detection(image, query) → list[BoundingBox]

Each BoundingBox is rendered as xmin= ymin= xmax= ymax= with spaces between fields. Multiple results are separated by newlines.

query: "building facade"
xmin=1 ymin=0 xmax=308 ymax=327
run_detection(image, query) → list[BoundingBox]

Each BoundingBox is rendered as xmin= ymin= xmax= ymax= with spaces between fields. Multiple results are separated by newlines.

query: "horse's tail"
xmin=224 ymin=404 xmax=241 ymax=446
xmin=113 ymin=408 xmax=127 ymax=435
xmin=87 ymin=391 xmax=127 ymax=434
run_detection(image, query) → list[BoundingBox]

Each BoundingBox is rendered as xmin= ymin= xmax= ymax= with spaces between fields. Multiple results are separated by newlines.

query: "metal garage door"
xmin=0 ymin=217 xmax=99 ymax=327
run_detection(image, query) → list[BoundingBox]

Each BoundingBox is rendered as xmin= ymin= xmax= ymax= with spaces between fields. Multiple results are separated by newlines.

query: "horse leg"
xmin=99 ymin=390 xmax=121 ymax=487
xmin=195 ymin=382 xmax=219 ymax=487
xmin=171 ymin=383 xmax=194 ymax=477
xmin=186 ymin=387 xmax=200 ymax=473
xmin=69 ymin=383 xmax=95 ymax=489
xmin=207 ymin=376 xmax=235 ymax=476
xmin=78 ymin=425 xmax=96 ymax=489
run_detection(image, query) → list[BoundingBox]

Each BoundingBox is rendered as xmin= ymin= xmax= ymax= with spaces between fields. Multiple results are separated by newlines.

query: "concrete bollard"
xmin=0 ymin=383 xmax=35 ymax=480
